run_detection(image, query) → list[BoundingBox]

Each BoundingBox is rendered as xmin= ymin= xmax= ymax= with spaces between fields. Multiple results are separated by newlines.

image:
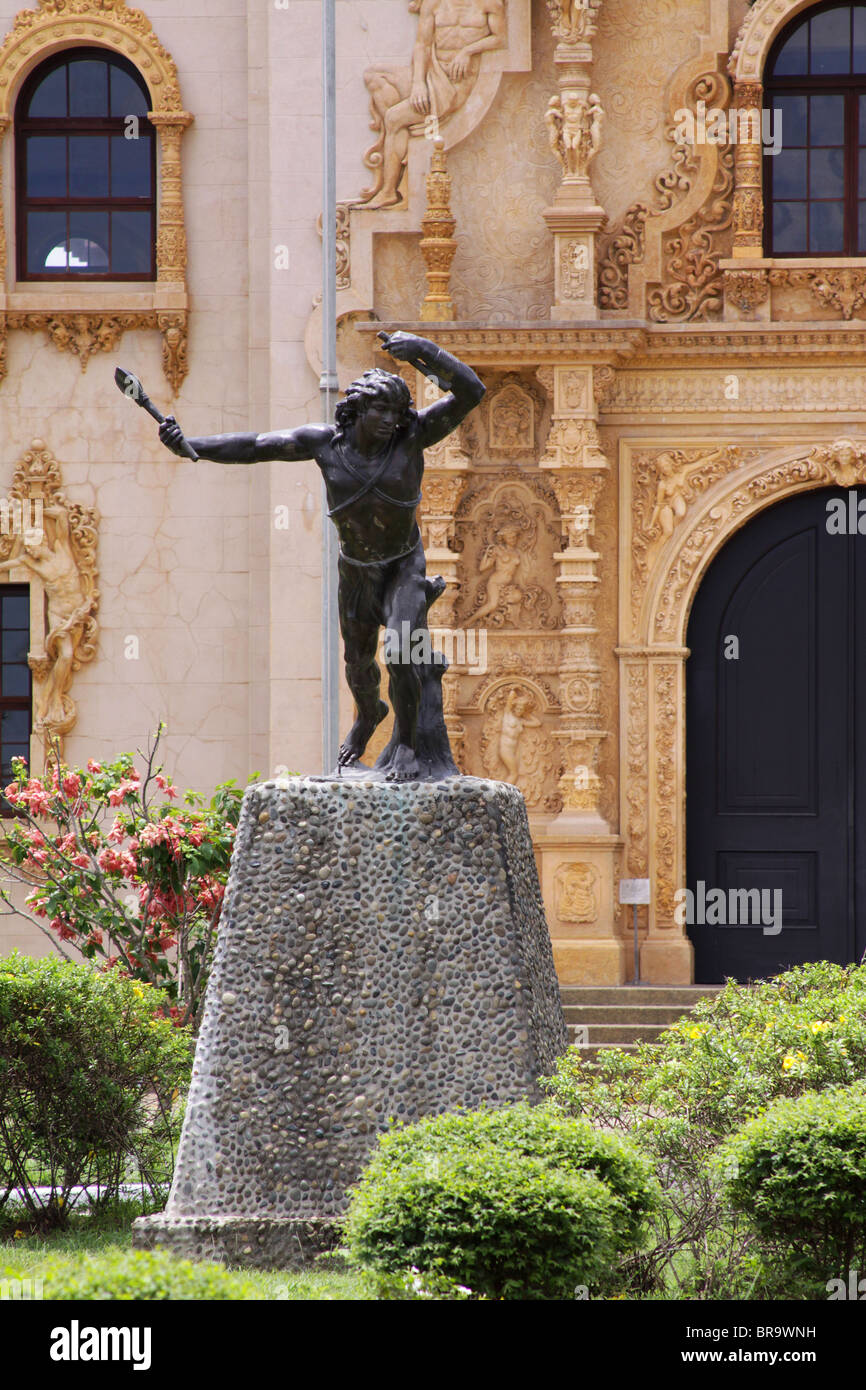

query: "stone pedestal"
xmin=134 ymin=775 xmax=567 ymax=1268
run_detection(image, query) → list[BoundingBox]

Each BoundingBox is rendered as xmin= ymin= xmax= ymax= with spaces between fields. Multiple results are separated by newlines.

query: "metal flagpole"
xmin=320 ymin=0 xmax=340 ymax=774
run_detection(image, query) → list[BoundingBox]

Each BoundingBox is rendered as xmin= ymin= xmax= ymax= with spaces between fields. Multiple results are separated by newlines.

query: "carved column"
xmin=150 ymin=112 xmax=192 ymax=392
xmin=535 ymin=363 xmax=626 ymax=983
xmin=419 ymin=140 xmax=457 ymax=321
xmin=0 ymin=114 xmax=9 ymax=379
xmin=150 ymin=112 xmax=193 ymax=282
xmin=731 ymin=82 xmax=764 ymax=258
xmin=542 ymin=1 xmax=607 ymax=319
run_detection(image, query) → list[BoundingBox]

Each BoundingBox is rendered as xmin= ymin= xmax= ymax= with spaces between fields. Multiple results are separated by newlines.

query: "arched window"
xmin=15 ymin=48 xmax=156 ymax=280
xmin=765 ymin=2 xmax=866 ymax=256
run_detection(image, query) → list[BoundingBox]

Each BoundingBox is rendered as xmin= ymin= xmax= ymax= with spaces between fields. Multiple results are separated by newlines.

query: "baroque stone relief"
xmin=0 ymin=441 xmax=98 ymax=745
xmin=456 ymin=478 xmax=561 ymax=631
xmin=485 ymin=372 xmax=546 ymax=459
xmin=629 ymin=444 xmax=759 ymax=637
xmin=554 ymin=862 xmax=600 ymax=924
xmin=357 ymin=0 xmax=508 ymax=209
xmin=477 ymin=680 xmax=561 ymax=809
xmin=597 ymin=69 xmax=734 ymax=321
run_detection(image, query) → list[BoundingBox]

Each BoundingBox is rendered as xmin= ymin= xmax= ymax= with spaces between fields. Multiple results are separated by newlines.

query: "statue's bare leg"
xmin=381 ymin=553 xmax=427 ymax=781
xmin=337 ymin=620 xmax=388 ymax=769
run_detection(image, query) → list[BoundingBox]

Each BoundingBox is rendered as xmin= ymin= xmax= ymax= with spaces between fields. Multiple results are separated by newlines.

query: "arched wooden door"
xmin=686 ymin=486 xmax=866 ymax=982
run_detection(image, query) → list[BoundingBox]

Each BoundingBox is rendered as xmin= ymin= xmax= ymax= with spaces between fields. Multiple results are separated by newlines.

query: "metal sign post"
xmin=320 ymin=0 xmax=340 ymax=773
xmin=619 ymin=878 xmax=651 ymax=985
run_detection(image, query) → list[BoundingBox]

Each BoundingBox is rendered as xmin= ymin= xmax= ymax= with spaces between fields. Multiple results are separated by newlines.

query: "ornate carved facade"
xmin=3 ymin=0 xmax=863 ymax=984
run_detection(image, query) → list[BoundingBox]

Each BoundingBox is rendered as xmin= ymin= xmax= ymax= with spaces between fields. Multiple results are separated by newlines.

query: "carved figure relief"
xmin=480 ymin=683 xmax=556 ymax=805
xmin=554 ymin=863 xmax=600 ymax=924
xmin=488 ymin=381 xmax=535 ymax=454
xmin=631 ymin=444 xmax=755 ymax=635
xmin=358 ymin=0 xmax=507 ymax=208
xmin=544 ymin=90 xmax=603 ymax=180
xmin=545 ymin=0 xmax=603 ymax=43
xmin=458 ymin=482 xmax=560 ymax=631
xmin=0 ymin=441 xmax=98 ymax=741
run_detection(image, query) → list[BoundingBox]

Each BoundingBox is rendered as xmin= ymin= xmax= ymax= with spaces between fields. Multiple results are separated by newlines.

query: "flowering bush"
xmin=0 ymin=726 xmax=244 ymax=1029
xmin=542 ymin=961 xmax=866 ymax=1298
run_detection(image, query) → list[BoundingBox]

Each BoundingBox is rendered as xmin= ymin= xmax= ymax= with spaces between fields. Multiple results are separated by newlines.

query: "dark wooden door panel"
xmin=687 ymin=488 xmax=852 ymax=982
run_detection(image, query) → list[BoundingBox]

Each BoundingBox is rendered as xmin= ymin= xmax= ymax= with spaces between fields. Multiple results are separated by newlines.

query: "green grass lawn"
xmin=0 ymin=1208 xmax=373 ymax=1300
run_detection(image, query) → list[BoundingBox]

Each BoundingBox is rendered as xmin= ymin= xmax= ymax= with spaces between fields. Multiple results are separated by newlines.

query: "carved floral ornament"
xmin=0 ymin=1 xmax=192 ymax=393
xmin=596 ymin=71 xmax=733 ymax=322
xmin=0 ymin=440 xmax=99 ymax=752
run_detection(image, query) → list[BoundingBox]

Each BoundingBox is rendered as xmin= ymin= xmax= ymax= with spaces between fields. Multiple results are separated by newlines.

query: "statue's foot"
xmin=337 ymin=700 xmax=389 ymax=770
xmin=384 ymin=743 xmax=422 ymax=782
xmin=364 ymin=190 xmax=405 ymax=210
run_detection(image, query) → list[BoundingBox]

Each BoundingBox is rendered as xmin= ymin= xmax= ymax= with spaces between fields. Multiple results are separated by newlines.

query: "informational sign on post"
xmin=619 ymin=878 xmax=651 ymax=905
xmin=618 ymin=878 xmax=651 ymax=982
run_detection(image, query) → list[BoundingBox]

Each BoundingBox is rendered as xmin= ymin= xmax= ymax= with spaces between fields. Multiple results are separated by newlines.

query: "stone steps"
xmin=561 ymin=984 xmax=723 ymax=1062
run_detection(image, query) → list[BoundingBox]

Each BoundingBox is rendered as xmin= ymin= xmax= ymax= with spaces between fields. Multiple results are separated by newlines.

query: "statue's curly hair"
xmin=334 ymin=368 xmax=415 ymax=435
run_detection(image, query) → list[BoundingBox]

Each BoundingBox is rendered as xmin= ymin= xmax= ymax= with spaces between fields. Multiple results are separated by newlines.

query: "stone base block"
xmin=134 ymin=775 xmax=567 ymax=1268
xmin=640 ymin=936 xmax=695 ymax=984
xmin=552 ymin=938 xmax=629 ymax=985
xmin=134 ymin=1216 xmax=340 ymax=1271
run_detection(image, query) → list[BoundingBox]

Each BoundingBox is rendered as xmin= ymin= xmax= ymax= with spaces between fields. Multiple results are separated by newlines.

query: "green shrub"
xmin=344 ymin=1103 xmax=657 ymax=1299
xmin=0 ymin=953 xmax=192 ymax=1232
xmin=541 ymin=960 xmax=866 ymax=1298
xmin=719 ymin=1083 xmax=866 ymax=1288
xmin=5 ymin=1248 xmax=261 ymax=1300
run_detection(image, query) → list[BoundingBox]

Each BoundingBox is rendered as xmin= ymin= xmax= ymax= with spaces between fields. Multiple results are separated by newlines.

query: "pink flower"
xmin=107 ymin=818 xmax=126 ymax=845
xmin=26 ymin=849 xmax=47 ymax=867
xmin=86 ymin=760 xmax=102 ymax=773
xmin=97 ymin=847 xmax=123 ymax=873
xmin=188 ymin=828 xmax=204 ymax=847
xmin=120 ymin=851 xmax=138 ymax=879
xmin=71 ymin=853 xmax=91 ymax=869
xmin=107 ymin=776 xmax=140 ymax=806
xmin=61 ymin=774 xmax=81 ymax=798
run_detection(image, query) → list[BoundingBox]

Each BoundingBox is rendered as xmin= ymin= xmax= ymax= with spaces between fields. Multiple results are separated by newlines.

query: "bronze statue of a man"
xmin=158 ymin=332 xmax=484 ymax=782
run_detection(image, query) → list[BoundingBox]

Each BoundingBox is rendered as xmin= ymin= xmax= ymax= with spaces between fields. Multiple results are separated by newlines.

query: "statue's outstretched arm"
xmin=159 ymin=419 xmax=333 ymax=465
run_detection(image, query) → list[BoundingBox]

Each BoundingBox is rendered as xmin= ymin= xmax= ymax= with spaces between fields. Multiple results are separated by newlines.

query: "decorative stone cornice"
xmin=358 ymin=319 xmax=866 ymax=366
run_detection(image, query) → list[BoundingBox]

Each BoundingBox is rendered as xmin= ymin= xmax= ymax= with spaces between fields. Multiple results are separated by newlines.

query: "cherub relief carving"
xmin=480 ymin=684 xmax=553 ymax=803
xmin=647 ymin=446 xmax=731 ymax=538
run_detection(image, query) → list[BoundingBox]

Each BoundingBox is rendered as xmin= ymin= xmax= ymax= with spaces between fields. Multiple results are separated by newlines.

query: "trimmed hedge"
xmin=720 ymin=1082 xmax=866 ymax=1284
xmin=344 ymin=1103 xmax=657 ymax=1299
xmin=0 ymin=953 xmax=191 ymax=1230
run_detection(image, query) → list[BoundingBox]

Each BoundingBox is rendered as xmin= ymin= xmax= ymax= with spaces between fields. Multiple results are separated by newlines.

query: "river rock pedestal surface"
xmin=134 ymin=775 xmax=567 ymax=1268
